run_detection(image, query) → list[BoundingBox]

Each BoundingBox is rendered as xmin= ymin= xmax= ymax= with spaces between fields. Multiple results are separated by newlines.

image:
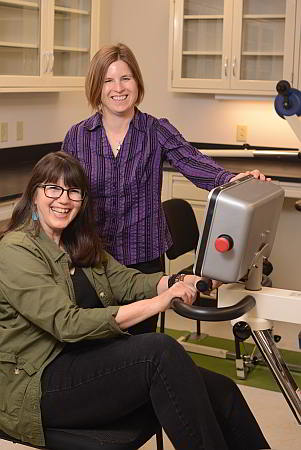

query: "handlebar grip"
xmin=171 ymin=295 xmax=255 ymax=322
xmin=195 ymin=279 xmax=212 ymax=292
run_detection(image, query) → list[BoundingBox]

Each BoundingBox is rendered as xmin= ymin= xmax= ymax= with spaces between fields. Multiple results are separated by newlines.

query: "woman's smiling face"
xmin=101 ymin=59 xmax=138 ymax=117
xmin=34 ymin=177 xmax=82 ymax=244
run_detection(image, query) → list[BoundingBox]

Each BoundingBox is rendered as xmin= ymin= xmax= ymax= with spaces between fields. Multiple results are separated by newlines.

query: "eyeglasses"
xmin=38 ymin=184 xmax=86 ymax=202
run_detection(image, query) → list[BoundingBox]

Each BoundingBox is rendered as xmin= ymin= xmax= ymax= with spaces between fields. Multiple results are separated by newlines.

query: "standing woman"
xmin=62 ymin=43 xmax=269 ymax=333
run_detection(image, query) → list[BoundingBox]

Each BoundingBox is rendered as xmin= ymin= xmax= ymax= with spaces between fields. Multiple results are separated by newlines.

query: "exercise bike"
xmin=171 ymin=89 xmax=301 ymax=423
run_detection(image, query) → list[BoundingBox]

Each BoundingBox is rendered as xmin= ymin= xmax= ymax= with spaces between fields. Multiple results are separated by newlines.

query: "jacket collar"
xmin=35 ymin=231 xmax=69 ymax=263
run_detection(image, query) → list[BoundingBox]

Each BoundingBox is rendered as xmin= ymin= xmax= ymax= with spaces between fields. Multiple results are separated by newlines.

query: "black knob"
xmin=276 ymin=80 xmax=291 ymax=110
xmin=295 ymin=200 xmax=301 ymax=212
xmin=233 ymin=321 xmax=252 ymax=342
xmin=196 ymin=279 xmax=212 ymax=293
xmin=276 ymin=80 xmax=291 ymax=95
xmin=263 ymin=258 xmax=273 ymax=276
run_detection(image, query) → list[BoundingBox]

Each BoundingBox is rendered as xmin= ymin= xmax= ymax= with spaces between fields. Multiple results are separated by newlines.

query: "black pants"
xmin=41 ymin=333 xmax=270 ymax=450
xmin=127 ymin=257 xmax=164 ymax=334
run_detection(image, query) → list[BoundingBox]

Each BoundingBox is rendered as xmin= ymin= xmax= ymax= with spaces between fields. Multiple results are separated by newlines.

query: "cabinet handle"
xmin=232 ymin=56 xmax=236 ymax=77
xmin=224 ymin=57 xmax=228 ymax=77
xmin=49 ymin=52 xmax=54 ymax=73
xmin=43 ymin=52 xmax=50 ymax=74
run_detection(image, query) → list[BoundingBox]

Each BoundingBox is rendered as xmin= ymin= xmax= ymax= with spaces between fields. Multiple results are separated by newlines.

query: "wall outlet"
xmin=16 ymin=121 xmax=24 ymax=141
xmin=0 ymin=122 xmax=8 ymax=142
xmin=236 ymin=124 xmax=248 ymax=142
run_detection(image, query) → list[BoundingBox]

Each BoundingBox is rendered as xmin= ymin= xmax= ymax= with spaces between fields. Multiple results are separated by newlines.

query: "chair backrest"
xmin=162 ymin=198 xmax=199 ymax=260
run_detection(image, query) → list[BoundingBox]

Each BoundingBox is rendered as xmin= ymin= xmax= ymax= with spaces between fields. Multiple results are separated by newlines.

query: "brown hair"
xmin=1 ymin=152 xmax=103 ymax=267
xmin=85 ymin=43 xmax=145 ymax=111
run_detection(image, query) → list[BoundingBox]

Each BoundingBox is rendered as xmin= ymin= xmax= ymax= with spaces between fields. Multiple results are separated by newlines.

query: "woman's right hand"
xmin=158 ymin=281 xmax=197 ymax=312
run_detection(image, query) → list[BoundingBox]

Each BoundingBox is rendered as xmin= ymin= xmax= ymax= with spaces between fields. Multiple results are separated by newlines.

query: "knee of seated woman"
xmin=132 ymin=332 xmax=187 ymax=359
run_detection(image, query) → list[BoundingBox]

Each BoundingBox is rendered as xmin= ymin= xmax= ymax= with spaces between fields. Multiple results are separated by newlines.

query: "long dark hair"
xmin=0 ymin=152 xmax=103 ymax=267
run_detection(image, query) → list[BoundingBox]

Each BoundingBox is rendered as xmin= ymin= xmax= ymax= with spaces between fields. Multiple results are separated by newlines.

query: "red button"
xmin=215 ymin=235 xmax=233 ymax=253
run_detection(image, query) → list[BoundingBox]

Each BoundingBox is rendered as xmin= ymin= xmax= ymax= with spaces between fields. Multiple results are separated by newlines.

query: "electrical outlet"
xmin=0 ymin=122 xmax=8 ymax=142
xmin=236 ymin=124 xmax=248 ymax=142
xmin=16 ymin=121 xmax=23 ymax=141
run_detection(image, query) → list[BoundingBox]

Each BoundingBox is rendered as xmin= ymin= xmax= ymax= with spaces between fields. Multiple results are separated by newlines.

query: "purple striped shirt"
xmin=62 ymin=109 xmax=233 ymax=265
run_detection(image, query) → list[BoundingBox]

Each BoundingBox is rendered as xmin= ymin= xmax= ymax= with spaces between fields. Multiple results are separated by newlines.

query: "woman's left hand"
xmin=230 ymin=169 xmax=271 ymax=182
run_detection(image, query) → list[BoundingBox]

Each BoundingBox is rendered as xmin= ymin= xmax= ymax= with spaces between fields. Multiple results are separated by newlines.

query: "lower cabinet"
xmin=0 ymin=199 xmax=18 ymax=223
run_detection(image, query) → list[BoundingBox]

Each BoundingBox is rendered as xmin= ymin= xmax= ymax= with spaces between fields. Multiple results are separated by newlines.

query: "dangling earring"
xmin=32 ymin=210 xmax=39 ymax=221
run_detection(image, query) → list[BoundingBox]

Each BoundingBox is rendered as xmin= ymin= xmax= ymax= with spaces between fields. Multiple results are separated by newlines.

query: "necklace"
xmin=112 ymin=140 xmax=122 ymax=157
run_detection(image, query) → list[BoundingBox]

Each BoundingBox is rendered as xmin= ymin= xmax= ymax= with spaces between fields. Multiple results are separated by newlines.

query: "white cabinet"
xmin=169 ymin=0 xmax=296 ymax=95
xmin=162 ymin=171 xmax=208 ymax=274
xmin=294 ymin=0 xmax=301 ymax=90
xmin=0 ymin=0 xmax=101 ymax=92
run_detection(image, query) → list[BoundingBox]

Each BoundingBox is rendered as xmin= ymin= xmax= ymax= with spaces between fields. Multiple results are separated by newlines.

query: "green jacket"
xmin=0 ymin=230 xmax=163 ymax=446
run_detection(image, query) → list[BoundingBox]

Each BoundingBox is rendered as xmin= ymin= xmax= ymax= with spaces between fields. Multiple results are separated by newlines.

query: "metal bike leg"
xmin=252 ymin=329 xmax=301 ymax=425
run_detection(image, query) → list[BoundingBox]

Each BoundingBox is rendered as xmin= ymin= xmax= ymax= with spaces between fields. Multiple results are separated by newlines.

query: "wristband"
xmin=168 ymin=273 xmax=186 ymax=288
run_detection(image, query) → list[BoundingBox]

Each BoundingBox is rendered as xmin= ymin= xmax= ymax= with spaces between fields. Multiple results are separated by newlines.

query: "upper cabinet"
xmin=0 ymin=0 xmax=101 ymax=92
xmin=168 ymin=0 xmax=297 ymax=95
xmin=295 ymin=0 xmax=301 ymax=90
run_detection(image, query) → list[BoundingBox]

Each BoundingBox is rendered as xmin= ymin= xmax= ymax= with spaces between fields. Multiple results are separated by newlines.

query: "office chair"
xmin=0 ymin=403 xmax=164 ymax=450
xmin=161 ymin=198 xmax=216 ymax=334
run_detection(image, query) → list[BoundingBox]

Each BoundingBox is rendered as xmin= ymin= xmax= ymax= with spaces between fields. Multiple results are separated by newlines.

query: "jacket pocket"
xmin=0 ymin=352 xmax=37 ymax=415
xmin=91 ymin=267 xmax=115 ymax=307
xmin=0 ymin=352 xmax=17 ymax=364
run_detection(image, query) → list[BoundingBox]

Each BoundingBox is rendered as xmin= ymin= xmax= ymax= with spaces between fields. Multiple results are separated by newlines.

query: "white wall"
xmin=0 ymin=92 xmax=91 ymax=148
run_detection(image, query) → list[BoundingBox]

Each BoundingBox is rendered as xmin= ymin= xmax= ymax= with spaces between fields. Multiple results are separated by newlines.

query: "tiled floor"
xmin=2 ymin=310 xmax=300 ymax=449
xmin=141 ymin=385 xmax=301 ymax=449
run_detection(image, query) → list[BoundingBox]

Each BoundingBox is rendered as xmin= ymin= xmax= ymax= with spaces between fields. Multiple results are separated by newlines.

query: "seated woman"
xmin=0 ymin=152 xmax=270 ymax=450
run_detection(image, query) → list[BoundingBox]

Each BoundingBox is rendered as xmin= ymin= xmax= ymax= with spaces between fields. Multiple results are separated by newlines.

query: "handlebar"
xmin=171 ymin=295 xmax=256 ymax=322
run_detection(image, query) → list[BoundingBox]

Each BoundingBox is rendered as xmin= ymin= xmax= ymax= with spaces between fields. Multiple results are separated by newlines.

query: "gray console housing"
xmin=194 ymin=176 xmax=284 ymax=283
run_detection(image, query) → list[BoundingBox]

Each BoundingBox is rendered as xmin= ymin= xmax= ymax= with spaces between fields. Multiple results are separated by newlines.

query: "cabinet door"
xmin=169 ymin=0 xmax=297 ymax=95
xmin=169 ymin=0 xmax=234 ymax=91
xmin=230 ymin=0 xmax=296 ymax=92
xmin=0 ymin=0 xmax=100 ymax=91
xmin=294 ymin=0 xmax=301 ymax=89
xmin=0 ymin=0 xmax=45 ymax=89
xmin=46 ymin=0 xmax=100 ymax=89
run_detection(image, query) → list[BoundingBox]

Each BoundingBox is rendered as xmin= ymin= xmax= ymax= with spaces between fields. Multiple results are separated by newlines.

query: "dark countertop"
xmin=0 ymin=142 xmax=300 ymax=204
xmin=163 ymin=143 xmax=301 ymax=183
xmin=213 ymin=157 xmax=300 ymax=182
xmin=0 ymin=142 xmax=61 ymax=202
